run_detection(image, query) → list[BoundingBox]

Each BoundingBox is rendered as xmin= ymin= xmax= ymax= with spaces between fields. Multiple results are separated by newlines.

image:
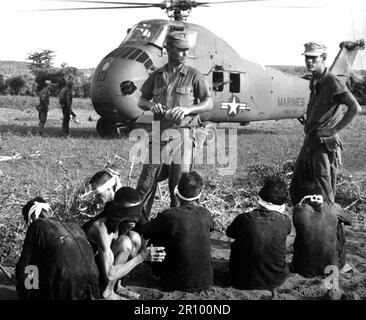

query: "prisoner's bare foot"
xmin=103 ymin=289 xmax=129 ymax=300
xmin=116 ymin=281 xmax=140 ymax=299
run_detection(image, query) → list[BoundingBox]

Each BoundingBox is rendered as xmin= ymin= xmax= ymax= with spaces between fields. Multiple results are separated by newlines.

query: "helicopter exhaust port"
xmin=120 ymin=81 xmax=137 ymax=96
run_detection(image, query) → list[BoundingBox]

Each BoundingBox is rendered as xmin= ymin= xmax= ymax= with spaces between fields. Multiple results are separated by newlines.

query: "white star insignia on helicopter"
xmin=221 ymin=96 xmax=249 ymax=117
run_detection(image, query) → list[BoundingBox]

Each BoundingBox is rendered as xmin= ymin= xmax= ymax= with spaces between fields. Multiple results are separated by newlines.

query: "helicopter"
xmin=44 ymin=0 xmax=365 ymax=136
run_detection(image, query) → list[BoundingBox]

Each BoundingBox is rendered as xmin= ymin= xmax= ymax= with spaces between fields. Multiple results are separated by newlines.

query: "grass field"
xmin=1 ymin=95 xmax=365 ymax=300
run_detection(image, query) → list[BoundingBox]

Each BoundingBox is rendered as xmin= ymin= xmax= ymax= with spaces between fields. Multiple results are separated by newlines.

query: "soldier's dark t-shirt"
xmin=39 ymin=87 xmax=51 ymax=108
xmin=16 ymin=218 xmax=100 ymax=300
xmin=141 ymin=204 xmax=214 ymax=292
xmin=292 ymin=202 xmax=352 ymax=277
xmin=226 ymin=207 xmax=291 ymax=290
xmin=59 ymin=87 xmax=73 ymax=109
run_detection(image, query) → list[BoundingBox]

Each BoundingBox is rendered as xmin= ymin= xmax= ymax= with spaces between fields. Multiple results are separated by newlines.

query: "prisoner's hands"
xmin=165 ymin=107 xmax=188 ymax=123
xmin=150 ymin=103 xmax=166 ymax=115
xmin=141 ymin=245 xmax=166 ymax=262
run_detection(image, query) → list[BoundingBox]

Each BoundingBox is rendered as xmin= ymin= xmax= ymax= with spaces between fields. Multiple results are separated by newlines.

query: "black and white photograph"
xmin=0 ymin=0 xmax=366 ymax=306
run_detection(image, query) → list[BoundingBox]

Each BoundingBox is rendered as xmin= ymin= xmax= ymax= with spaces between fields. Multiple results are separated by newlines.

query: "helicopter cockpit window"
xmin=122 ymin=22 xmax=167 ymax=49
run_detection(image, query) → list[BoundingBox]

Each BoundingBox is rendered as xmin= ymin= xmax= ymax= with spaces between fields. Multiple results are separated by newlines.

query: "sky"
xmin=1 ymin=0 xmax=365 ymax=69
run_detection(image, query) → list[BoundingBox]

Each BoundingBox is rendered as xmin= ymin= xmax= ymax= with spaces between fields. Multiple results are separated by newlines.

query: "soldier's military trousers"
xmin=61 ymin=104 xmax=71 ymax=135
xmin=136 ymin=127 xmax=195 ymax=225
xmin=37 ymin=105 xmax=48 ymax=135
xmin=290 ymin=142 xmax=339 ymax=205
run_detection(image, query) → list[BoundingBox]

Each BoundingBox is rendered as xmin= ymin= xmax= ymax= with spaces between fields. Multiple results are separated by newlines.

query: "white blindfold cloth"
xmin=81 ymin=174 xmax=122 ymax=199
xmin=28 ymin=201 xmax=51 ymax=225
xmin=258 ymin=196 xmax=286 ymax=214
xmin=299 ymin=194 xmax=324 ymax=205
xmin=174 ymin=185 xmax=202 ymax=201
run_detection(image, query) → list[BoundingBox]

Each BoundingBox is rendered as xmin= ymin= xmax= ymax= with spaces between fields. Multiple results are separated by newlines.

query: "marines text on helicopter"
xmin=45 ymin=0 xmax=365 ymax=136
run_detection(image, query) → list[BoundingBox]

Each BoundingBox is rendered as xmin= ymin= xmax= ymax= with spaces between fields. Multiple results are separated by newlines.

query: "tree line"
xmin=0 ymin=49 xmax=92 ymax=98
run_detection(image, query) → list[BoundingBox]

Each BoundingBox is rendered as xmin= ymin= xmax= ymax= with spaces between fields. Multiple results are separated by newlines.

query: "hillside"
xmin=268 ymin=65 xmax=309 ymax=77
xmin=0 ymin=60 xmax=95 ymax=78
xmin=0 ymin=61 xmax=31 ymax=77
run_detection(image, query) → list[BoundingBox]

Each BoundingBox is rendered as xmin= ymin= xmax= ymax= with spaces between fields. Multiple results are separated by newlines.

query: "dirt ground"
xmin=1 ymin=229 xmax=365 ymax=300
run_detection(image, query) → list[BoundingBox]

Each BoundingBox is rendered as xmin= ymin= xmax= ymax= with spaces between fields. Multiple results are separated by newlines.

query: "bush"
xmin=6 ymin=75 xmax=26 ymax=95
xmin=0 ymin=74 xmax=6 ymax=94
xmin=348 ymin=71 xmax=366 ymax=105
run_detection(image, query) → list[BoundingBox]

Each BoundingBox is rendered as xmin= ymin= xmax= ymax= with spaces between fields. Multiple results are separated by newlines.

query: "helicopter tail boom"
xmin=329 ymin=39 xmax=365 ymax=81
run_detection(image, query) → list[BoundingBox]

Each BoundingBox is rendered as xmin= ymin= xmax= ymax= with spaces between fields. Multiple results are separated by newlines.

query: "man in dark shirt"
xmin=141 ymin=171 xmax=214 ymax=292
xmin=291 ymin=182 xmax=353 ymax=278
xmin=37 ymin=80 xmax=53 ymax=136
xmin=16 ymin=197 xmax=100 ymax=300
xmin=59 ymin=80 xmax=79 ymax=136
xmin=226 ymin=176 xmax=291 ymax=290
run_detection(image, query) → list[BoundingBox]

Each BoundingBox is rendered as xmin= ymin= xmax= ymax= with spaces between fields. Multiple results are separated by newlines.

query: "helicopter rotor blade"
xmin=194 ymin=0 xmax=325 ymax=8
xmin=195 ymin=0 xmax=366 ymax=8
xmin=195 ymin=0 xmax=269 ymax=6
xmin=45 ymin=1 xmax=162 ymax=5
xmin=33 ymin=5 xmax=158 ymax=12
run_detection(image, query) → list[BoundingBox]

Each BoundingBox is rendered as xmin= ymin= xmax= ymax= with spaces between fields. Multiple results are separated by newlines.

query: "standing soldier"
xmin=289 ymin=42 xmax=361 ymax=205
xmin=37 ymin=80 xmax=53 ymax=136
xmin=136 ymin=31 xmax=213 ymax=223
xmin=59 ymin=80 xmax=79 ymax=136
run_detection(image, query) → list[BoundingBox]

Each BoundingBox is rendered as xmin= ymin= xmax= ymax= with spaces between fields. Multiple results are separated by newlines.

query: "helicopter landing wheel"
xmin=96 ymin=117 xmax=118 ymax=137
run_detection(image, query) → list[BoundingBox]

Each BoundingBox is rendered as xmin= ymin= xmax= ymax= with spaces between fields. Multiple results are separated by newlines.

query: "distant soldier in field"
xmin=16 ymin=196 xmax=100 ymax=300
xmin=59 ymin=80 xmax=79 ymax=136
xmin=36 ymin=80 xmax=53 ymax=136
xmin=289 ymin=42 xmax=361 ymax=205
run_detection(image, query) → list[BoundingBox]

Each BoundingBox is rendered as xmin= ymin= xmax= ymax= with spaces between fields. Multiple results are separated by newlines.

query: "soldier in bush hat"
xmin=136 ymin=31 xmax=213 ymax=223
xmin=302 ymin=42 xmax=328 ymax=57
xmin=36 ymin=80 xmax=53 ymax=136
xmin=289 ymin=41 xmax=361 ymax=205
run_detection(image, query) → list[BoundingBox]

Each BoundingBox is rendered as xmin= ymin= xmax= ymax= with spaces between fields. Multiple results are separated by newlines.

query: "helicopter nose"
xmin=91 ymin=55 xmax=152 ymax=122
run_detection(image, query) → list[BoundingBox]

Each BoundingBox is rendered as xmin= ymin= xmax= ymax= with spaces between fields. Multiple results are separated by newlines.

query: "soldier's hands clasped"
xmin=165 ymin=106 xmax=188 ymax=123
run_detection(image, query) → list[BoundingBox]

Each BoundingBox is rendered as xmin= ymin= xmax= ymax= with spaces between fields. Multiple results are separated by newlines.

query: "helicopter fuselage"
xmin=90 ymin=19 xmax=309 ymax=135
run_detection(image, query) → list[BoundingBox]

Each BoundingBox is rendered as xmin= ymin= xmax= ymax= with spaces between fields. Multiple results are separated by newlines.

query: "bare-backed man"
xmin=82 ymin=186 xmax=165 ymax=299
